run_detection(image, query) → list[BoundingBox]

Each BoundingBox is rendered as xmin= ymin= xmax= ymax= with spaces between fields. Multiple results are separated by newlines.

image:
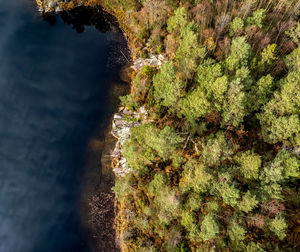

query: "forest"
xmin=106 ymin=0 xmax=300 ymax=251
xmin=45 ymin=0 xmax=300 ymax=251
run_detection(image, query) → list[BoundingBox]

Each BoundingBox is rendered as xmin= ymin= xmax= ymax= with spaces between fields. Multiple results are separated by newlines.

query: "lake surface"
xmin=0 ymin=1 xmax=127 ymax=251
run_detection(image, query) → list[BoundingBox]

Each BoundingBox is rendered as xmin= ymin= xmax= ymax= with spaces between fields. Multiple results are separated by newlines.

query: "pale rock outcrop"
xmin=132 ymin=53 xmax=165 ymax=71
xmin=36 ymin=0 xmax=64 ymax=13
xmin=111 ymin=106 xmax=150 ymax=176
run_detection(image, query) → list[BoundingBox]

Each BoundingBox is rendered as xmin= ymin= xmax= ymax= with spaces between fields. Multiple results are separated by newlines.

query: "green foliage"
xmin=205 ymin=201 xmax=219 ymax=213
xmin=238 ymin=191 xmax=258 ymax=213
xmin=200 ymin=214 xmax=220 ymax=241
xmin=105 ymin=1 xmax=300 ymax=250
xmin=246 ymin=242 xmax=265 ymax=252
xmin=184 ymin=193 xmax=202 ymax=211
xmin=148 ymin=173 xmax=166 ymax=196
xmin=120 ymin=94 xmax=139 ymax=111
xmin=213 ymin=173 xmax=240 ymax=207
xmin=123 ymin=124 xmax=183 ymax=175
xmin=154 ymin=186 xmax=180 ymax=221
xmin=225 ymin=37 xmax=252 ymax=71
xmin=200 ymin=131 xmax=234 ymax=167
xmin=141 ymin=65 xmax=156 ymax=78
xmin=167 ymin=7 xmax=188 ymax=33
xmin=180 ymin=159 xmax=213 ymax=193
xmin=249 ymin=74 xmax=274 ymax=111
xmin=246 ymin=9 xmax=266 ymax=28
xmin=222 ymin=74 xmax=250 ymax=127
xmin=175 ymin=241 xmax=191 ymax=252
xmin=275 ymin=150 xmax=300 ymax=179
xmin=286 ymin=21 xmax=300 ymax=44
xmin=178 ymin=87 xmax=210 ymax=122
xmin=156 ymin=44 xmax=164 ymax=54
xmin=235 ymin=150 xmax=262 ymax=179
xmin=140 ymin=50 xmax=149 ymax=59
xmin=228 ymin=222 xmax=246 ymax=241
xmin=176 ymin=22 xmax=206 ymax=77
xmin=153 ymin=62 xmax=185 ymax=108
xmin=134 ymin=216 xmax=150 ymax=231
xmin=181 ymin=210 xmax=195 ymax=230
xmin=260 ymin=44 xmax=277 ymax=64
xmin=229 ymin=17 xmax=244 ymax=37
xmin=269 ymin=215 xmax=288 ymax=240
xmin=112 ymin=175 xmax=132 ymax=202
xmin=196 ymin=59 xmax=229 ymax=111
xmin=259 ymin=49 xmax=300 ymax=144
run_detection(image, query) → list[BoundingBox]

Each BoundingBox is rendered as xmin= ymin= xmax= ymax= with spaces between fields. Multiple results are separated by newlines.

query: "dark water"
xmin=0 ymin=1 xmax=127 ymax=251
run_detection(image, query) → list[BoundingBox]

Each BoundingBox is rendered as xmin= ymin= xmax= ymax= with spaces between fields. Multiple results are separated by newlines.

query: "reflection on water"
xmin=0 ymin=1 xmax=127 ymax=251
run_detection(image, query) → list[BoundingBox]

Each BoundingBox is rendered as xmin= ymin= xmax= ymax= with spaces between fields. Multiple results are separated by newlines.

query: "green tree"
xmin=175 ymin=22 xmax=206 ymax=78
xmin=181 ymin=210 xmax=195 ymax=230
xmin=249 ymin=74 xmax=274 ymax=111
xmin=269 ymin=215 xmax=288 ymax=240
xmin=274 ymin=150 xmax=300 ymax=179
xmin=178 ymin=87 xmax=210 ymax=122
xmin=148 ymin=173 xmax=167 ymax=196
xmin=200 ymin=214 xmax=220 ymax=241
xmin=235 ymin=150 xmax=262 ymax=180
xmin=213 ymin=173 xmax=240 ymax=207
xmin=259 ymin=48 xmax=300 ymax=144
xmin=260 ymin=44 xmax=277 ymax=64
xmin=246 ymin=9 xmax=266 ymax=28
xmin=153 ymin=62 xmax=185 ymax=108
xmin=201 ymin=132 xmax=234 ymax=166
xmin=180 ymin=159 xmax=213 ymax=193
xmin=225 ymin=37 xmax=252 ymax=71
xmin=229 ymin=17 xmax=244 ymax=37
xmin=238 ymin=191 xmax=258 ymax=213
xmin=167 ymin=7 xmax=188 ymax=33
xmin=286 ymin=21 xmax=300 ymax=44
xmin=228 ymin=222 xmax=246 ymax=241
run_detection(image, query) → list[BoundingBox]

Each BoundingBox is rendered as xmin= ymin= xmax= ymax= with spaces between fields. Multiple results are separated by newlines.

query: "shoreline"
xmin=35 ymin=3 xmax=135 ymax=250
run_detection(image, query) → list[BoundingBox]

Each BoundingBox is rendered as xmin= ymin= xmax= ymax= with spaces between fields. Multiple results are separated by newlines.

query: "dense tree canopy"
xmin=91 ymin=0 xmax=300 ymax=251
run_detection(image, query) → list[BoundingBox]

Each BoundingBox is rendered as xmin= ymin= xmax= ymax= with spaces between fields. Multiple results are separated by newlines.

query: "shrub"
xmin=120 ymin=94 xmax=139 ymax=111
xmin=154 ymin=187 xmax=180 ymax=220
xmin=260 ymin=44 xmax=277 ymax=64
xmin=156 ymin=44 xmax=164 ymax=54
xmin=286 ymin=21 xmax=300 ymax=44
xmin=112 ymin=175 xmax=132 ymax=202
xmin=141 ymin=65 xmax=156 ymax=78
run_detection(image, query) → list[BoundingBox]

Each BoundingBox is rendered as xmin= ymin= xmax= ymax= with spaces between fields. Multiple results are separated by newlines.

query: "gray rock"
xmin=111 ymin=106 xmax=150 ymax=177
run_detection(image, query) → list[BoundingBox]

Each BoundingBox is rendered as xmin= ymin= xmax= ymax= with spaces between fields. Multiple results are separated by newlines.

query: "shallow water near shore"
xmin=0 ymin=1 xmax=128 ymax=251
